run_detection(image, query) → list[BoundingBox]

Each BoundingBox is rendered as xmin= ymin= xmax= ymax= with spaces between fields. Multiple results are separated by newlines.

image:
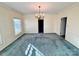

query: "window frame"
xmin=13 ymin=17 xmax=22 ymax=35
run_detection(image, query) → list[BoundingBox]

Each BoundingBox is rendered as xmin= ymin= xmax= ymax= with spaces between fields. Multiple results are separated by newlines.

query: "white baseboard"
xmin=15 ymin=33 xmax=25 ymax=40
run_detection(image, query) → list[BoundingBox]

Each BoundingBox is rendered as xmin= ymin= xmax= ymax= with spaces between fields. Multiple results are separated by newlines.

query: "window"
xmin=13 ymin=18 xmax=22 ymax=35
xmin=0 ymin=34 xmax=2 ymax=44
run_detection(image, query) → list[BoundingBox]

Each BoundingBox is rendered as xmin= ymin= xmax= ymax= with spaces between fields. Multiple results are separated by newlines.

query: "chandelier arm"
xmin=35 ymin=5 xmax=44 ymax=19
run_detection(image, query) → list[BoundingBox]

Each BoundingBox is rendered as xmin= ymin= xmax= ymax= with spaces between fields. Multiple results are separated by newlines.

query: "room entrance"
xmin=60 ymin=17 xmax=67 ymax=39
xmin=38 ymin=19 xmax=44 ymax=33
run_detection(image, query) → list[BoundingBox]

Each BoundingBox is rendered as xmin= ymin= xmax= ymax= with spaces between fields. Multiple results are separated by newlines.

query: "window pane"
xmin=0 ymin=34 xmax=2 ymax=44
xmin=13 ymin=18 xmax=22 ymax=35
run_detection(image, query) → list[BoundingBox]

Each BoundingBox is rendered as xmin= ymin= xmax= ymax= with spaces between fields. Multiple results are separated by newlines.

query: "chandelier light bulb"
xmin=35 ymin=5 xmax=44 ymax=19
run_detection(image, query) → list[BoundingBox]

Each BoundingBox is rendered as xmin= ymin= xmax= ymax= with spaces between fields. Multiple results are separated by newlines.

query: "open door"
xmin=60 ymin=17 xmax=67 ymax=39
xmin=38 ymin=19 xmax=44 ymax=33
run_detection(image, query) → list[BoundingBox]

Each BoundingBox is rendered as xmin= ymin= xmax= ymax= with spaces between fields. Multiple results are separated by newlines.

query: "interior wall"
xmin=0 ymin=4 xmax=24 ymax=51
xmin=54 ymin=3 xmax=79 ymax=48
xmin=24 ymin=14 xmax=38 ymax=33
xmin=44 ymin=14 xmax=56 ymax=33
xmin=24 ymin=14 xmax=56 ymax=33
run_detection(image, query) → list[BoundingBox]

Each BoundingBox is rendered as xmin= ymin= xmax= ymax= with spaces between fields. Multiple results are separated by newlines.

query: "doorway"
xmin=38 ymin=19 xmax=44 ymax=33
xmin=60 ymin=17 xmax=67 ymax=39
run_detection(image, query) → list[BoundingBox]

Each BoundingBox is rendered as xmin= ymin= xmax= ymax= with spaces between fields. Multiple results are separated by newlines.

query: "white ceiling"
xmin=2 ymin=2 xmax=74 ymax=14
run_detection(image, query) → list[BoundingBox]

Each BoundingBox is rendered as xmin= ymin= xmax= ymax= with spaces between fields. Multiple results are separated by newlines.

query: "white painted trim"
xmin=15 ymin=33 xmax=24 ymax=40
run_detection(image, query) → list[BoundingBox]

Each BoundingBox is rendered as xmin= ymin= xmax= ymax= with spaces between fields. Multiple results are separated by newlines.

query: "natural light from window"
xmin=13 ymin=18 xmax=22 ymax=35
xmin=0 ymin=34 xmax=2 ymax=44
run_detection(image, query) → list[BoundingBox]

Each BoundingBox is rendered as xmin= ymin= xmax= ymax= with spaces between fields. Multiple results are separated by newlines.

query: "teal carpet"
xmin=0 ymin=33 xmax=79 ymax=56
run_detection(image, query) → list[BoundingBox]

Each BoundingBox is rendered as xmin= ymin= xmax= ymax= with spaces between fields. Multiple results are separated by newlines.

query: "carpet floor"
xmin=0 ymin=33 xmax=79 ymax=56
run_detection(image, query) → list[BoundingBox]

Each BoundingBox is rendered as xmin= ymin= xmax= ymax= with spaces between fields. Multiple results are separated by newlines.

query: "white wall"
xmin=24 ymin=14 xmax=56 ymax=33
xmin=54 ymin=3 xmax=79 ymax=48
xmin=0 ymin=4 xmax=24 ymax=51
xmin=44 ymin=14 xmax=56 ymax=33
xmin=24 ymin=14 xmax=38 ymax=33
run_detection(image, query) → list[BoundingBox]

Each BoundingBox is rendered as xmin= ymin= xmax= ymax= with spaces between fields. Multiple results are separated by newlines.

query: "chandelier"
xmin=35 ymin=6 xmax=44 ymax=19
